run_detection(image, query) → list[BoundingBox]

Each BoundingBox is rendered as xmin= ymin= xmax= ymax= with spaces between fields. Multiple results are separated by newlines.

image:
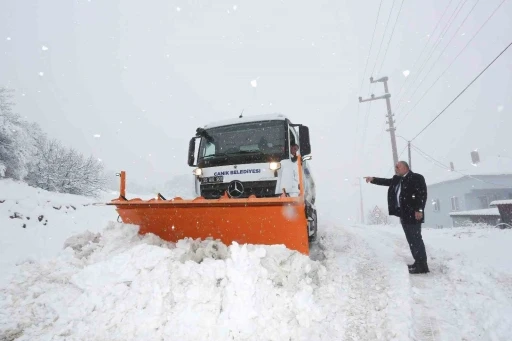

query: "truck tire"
xmin=308 ymin=209 xmax=317 ymax=243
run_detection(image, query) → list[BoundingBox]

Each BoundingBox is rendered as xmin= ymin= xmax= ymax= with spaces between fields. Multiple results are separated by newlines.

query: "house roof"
xmin=449 ymin=208 xmax=500 ymax=216
xmin=490 ymin=199 xmax=512 ymax=206
xmin=426 ymin=155 xmax=512 ymax=186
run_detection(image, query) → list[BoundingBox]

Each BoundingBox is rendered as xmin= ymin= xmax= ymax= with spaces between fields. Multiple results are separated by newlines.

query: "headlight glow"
xmin=194 ymin=168 xmax=202 ymax=176
xmin=269 ymin=162 xmax=281 ymax=171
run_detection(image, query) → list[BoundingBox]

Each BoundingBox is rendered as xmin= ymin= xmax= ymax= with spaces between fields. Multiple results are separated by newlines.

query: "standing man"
xmin=364 ymin=161 xmax=429 ymax=274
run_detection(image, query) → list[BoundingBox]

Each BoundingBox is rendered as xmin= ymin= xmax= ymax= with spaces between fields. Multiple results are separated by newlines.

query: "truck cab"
xmin=187 ymin=113 xmax=318 ymax=241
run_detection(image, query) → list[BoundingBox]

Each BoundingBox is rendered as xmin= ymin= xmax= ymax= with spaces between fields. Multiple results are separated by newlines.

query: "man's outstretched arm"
xmin=364 ymin=176 xmax=393 ymax=186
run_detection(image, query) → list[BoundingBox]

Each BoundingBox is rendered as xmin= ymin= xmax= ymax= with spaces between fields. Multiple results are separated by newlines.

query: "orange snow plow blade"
xmin=107 ymin=161 xmax=310 ymax=255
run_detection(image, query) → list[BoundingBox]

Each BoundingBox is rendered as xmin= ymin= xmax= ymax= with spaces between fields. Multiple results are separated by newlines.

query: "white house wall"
xmin=424 ymin=175 xmax=512 ymax=228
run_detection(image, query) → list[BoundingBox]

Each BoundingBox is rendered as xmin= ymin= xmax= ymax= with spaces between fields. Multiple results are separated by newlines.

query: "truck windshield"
xmin=198 ymin=120 xmax=286 ymax=159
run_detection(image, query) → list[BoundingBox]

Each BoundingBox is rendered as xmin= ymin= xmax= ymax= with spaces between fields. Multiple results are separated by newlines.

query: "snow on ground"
xmin=1 ymin=222 xmax=344 ymax=341
xmin=326 ymin=223 xmax=512 ymax=340
xmin=1 ymin=179 xmax=512 ymax=340
xmin=0 ymin=178 xmax=151 ymax=286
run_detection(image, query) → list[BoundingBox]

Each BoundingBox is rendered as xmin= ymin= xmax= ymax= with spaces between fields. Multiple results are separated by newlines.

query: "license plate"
xmin=202 ymin=176 xmax=223 ymax=183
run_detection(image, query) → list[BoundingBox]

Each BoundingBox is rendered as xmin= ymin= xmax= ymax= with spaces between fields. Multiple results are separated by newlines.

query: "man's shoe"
xmin=409 ymin=262 xmax=429 ymax=274
xmin=407 ymin=262 xmax=416 ymax=269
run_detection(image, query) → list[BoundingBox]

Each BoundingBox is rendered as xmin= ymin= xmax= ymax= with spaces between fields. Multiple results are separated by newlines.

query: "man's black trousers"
xmin=400 ymin=220 xmax=428 ymax=264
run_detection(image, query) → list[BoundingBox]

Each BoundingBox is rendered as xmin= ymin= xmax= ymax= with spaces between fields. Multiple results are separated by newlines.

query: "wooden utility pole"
xmin=359 ymin=76 xmax=399 ymax=172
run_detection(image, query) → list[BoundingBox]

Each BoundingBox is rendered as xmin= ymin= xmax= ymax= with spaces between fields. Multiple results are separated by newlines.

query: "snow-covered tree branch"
xmin=1 ymin=86 xmax=107 ymax=197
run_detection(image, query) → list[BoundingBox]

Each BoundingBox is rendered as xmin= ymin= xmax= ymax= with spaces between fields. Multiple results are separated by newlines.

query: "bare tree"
xmin=367 ymin=206 xmax=389 ymax=225
xmin=0 ymin=87 xmax=41 ymax=179
xmin=26 ymin=137 xmax=107 ymax=197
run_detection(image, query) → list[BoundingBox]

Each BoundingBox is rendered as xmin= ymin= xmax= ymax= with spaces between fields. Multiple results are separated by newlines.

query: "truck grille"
xmin=200 ymin=180 xmax=277 ymax=199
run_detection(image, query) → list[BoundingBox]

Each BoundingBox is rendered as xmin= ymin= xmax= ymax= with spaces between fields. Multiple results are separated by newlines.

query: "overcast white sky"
xmin=1 ymin=0 xmax=511 ymax=221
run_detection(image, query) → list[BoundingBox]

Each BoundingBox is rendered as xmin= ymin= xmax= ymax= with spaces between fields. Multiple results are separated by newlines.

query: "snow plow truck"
xmin=108 ymin=113 xmax=317 ymax=255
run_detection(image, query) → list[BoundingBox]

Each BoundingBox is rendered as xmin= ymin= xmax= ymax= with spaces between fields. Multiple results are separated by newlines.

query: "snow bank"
xmin=0 ymin=222 xmax=341 ymax=341
xmin=0 ymin=179 xmax=121 ymax=286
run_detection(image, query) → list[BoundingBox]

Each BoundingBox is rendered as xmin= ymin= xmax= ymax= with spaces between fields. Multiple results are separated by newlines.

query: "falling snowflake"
xmin=233 ymin=5 xmax=238 ymax=10
xmin=42 ymin=45 xmax=48 ymax=51
xmin=6 ymin=37 xmax=11 ymax=41
xmin=38 ymin=72 xmax=44 ymax=76
xmin=250 ymin=78 xmax=258 ymax=88
xmin=176 ymin=7 xmax=181 ymax=12
xmin=403 ymin=70 xmax=410 ymax=77
xmin=497 ymin=105 xmax=504 ymax=112
xmin=93 ymin=134 xmax=101 ymax=138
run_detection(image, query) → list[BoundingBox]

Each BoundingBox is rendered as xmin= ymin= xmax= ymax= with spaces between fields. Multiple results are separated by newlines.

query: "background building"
xmin=423 ymin=155 xmax=512 ymax=228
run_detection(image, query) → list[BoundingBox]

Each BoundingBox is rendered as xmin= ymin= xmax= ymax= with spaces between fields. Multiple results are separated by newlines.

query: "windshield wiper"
xmin=203 ymin=153 xmax=230 ymax=158
xmin=236 ymin=150 xmax=264 ymax=154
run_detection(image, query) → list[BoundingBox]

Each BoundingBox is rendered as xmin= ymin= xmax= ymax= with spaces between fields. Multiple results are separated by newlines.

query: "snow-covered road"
xmin=320 ymin=223 xmax=512 ymax=340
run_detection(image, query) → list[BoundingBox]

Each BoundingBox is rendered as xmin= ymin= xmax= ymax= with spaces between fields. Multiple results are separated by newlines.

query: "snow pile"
xmin=0 ymin=223 xmax=341 ymax=341
xmin=0 ymin=179 xmax=120 ymax=285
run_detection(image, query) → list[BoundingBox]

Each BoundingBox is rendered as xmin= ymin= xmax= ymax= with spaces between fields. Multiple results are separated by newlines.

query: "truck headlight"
xmin=193 ymin=168 xmax=202 ymax=176
xmin=269 ymin=162 xmax=281 ymax=170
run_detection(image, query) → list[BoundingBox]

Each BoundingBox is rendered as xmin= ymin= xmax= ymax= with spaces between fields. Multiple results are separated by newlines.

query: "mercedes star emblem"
xmin=227 ymin=180 xmax=244 ymax=198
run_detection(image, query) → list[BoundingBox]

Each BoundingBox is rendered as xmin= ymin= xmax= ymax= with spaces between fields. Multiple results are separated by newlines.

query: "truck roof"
xmin=203 ymin=113 xmax=289 ymax=129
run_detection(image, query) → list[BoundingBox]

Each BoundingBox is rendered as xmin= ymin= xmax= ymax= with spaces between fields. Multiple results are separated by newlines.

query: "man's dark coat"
xmin=371 ymin=171 xmax=427 ymax=224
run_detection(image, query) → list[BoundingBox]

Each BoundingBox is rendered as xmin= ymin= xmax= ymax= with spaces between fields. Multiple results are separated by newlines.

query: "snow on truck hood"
xmin=202 ymin=113 xmax=289 ymax=129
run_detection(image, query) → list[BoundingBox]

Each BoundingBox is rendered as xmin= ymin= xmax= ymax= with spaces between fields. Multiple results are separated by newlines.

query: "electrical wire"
xmin=394 ymin=0 xmax=467 ymax=112
xmin=358 ymin=0 xmax=384 ymax=97
xmin=354 ymin=0 xmax=384 ymax=172
xmin=411 ymin=144 xmax=510 ymax=187
xmin=394 ymin=0 xmax=456 ymax=101
xmin=395 ymin=0 xmax=508 ymax=127
xmin=410 ymin=39 xmax=512 ymax=142
xmin=384 ymin=144 xmax=408 ymax=175
xmin=376 ymin=0 xmax=406 ymax=76
xmin=395 ymin=0 xmax=480 ymax=117
xmin=369 ymin=0 xmax=397 ymax=80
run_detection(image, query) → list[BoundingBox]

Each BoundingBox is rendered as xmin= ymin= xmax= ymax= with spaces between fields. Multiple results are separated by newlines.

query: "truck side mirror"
xmin=298 ymin=126 xmax=311 ymax=155
xmin=188 ymin=137 xmax=199 ymax=166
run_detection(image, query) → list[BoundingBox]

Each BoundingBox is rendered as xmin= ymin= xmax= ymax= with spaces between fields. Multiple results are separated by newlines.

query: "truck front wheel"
xmin=308 ymin=209 xmax=317 ymax=243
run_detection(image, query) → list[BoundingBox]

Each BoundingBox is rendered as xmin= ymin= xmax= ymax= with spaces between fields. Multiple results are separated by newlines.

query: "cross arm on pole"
xmin=358 ymin=93 xmax=390 ymax=103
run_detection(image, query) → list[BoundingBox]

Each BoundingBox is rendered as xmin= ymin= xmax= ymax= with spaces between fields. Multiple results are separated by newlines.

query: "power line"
xmin=384 ymin=144 xmax=408 ymax=175
xmin=394 ymin=0 xmax=456 ymax=101
xmin=369 ymin=0 xmax=397 ymax=80
xmin=396 ymin=0 xmax=508 ymax=127
xmin=355 ymin=0 xmax=384 ymax=168
xmin=394 ymin=0 xmax=467 ymax=112
xmin=358 ymin=0 xmax=384 ymax=96
xmin=395 ymin=0 xmax=480 ymax=117
xmin=411 ymin=144 xmax=510 ymax=187
xmin=410 ymin=39 xmax=512 ymax=142
xmin=376 ymin=0 xmax=406 ymax=76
